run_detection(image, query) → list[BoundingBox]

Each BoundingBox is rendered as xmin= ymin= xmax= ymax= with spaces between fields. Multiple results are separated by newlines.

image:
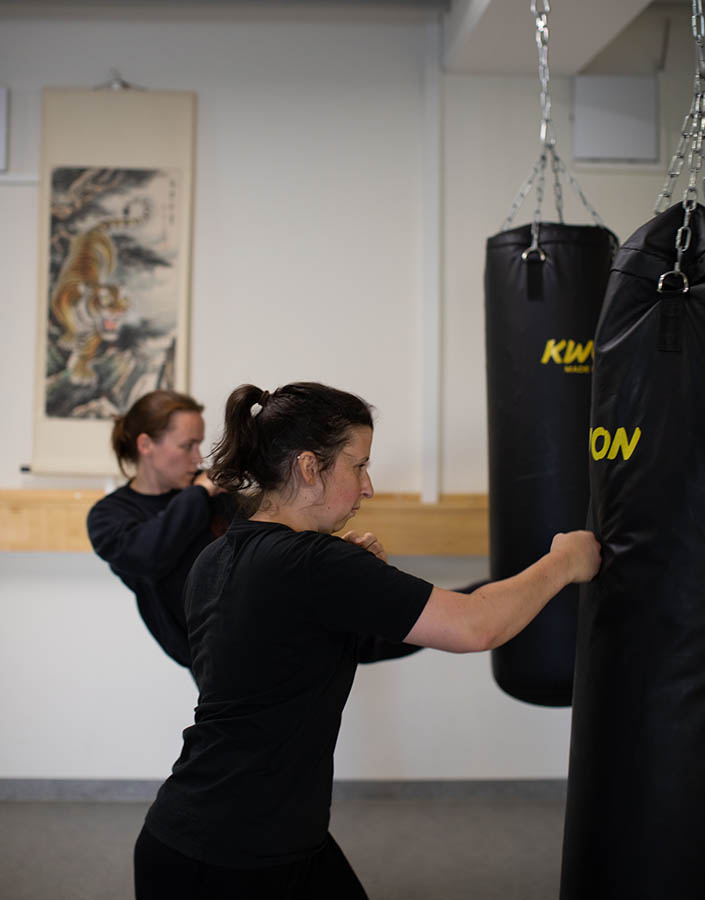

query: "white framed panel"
xmin=573 ymin=75 xmax=659 ymax=163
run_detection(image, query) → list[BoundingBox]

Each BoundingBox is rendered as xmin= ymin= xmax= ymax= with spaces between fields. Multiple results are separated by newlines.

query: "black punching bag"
xmin=560 ymin=203 xmax=705 ymax=899
xmin=485 ymin=222 xmax=617 ymax=706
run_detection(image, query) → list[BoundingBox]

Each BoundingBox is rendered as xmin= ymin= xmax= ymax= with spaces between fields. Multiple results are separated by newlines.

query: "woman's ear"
xmin=296 ymin=451 xmax=320 ymax=486
xmin=136 ymin=432 xmax=153 ymax=457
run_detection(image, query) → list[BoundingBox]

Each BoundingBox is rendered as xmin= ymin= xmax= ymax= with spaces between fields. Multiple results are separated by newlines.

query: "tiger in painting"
xmin=50 ymin=199 xmax=150 ymax=386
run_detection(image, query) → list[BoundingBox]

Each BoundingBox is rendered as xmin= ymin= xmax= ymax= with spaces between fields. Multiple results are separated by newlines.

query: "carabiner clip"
xmin=657 ymin=269 xmax=689 ymax=293
xmin=522 ymin=245 xmax=547 ymax=262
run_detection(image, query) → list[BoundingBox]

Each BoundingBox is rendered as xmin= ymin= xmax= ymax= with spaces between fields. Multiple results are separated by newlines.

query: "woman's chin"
xmin=332 ymin=513 xmax=354 ymax=533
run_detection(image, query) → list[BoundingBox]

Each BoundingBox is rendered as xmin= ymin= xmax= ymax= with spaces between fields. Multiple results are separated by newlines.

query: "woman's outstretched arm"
xmin=404 ymin=531 xmax=600 ymax=653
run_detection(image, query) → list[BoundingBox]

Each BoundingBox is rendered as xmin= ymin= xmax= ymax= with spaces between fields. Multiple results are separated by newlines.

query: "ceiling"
xmin=0 ymin=0 xmax=694 ymax=75
xmin=444 ymin=0 xmax=691 ymax=75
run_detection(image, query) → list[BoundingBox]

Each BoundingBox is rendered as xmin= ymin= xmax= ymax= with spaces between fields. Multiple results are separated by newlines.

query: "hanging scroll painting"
xmin=46 ymin=167 xmax=182 ymax=418
xmin=33 ymin=88 xmax=196 ymax=475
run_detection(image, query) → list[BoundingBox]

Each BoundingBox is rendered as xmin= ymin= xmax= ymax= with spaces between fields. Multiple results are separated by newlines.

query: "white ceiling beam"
xmin=443 ymin=0 xmax=657 ymax=75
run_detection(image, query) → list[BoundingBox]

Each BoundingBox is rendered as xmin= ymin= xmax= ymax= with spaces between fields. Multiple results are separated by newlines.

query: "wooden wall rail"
xmin=0 ymin=489 xmax=105 ymax=552
xmin=0 ymin=490 xmax=489 ymax=556
xmin=345 ymin=493 xmax=489 ymax=556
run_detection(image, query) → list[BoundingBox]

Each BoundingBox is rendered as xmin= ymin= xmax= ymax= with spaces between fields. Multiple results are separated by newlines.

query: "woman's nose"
xmin=361 ymin=471 xmax=374 ymax=499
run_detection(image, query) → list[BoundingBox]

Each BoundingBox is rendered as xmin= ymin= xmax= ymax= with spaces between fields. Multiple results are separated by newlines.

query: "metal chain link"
xmin=503 ymin=0 xmax=604 ymax=242
xmin=524 ymin=0 xmax=553 ymax=254
xmin=549 ymin=145 xmax=564 ymax=222
xmin=501 ymin=157 xmax=544 ymax=231
xmin=694 ymin=0 xmax=705 ymax=76
xmin=685 ymin=87 xmax=705 ymax=207
xmin=655 ymin=76 xmax=701 ymax=212
xmin=534 ymin=0 xmax=555 ymax=149
xmin=525 ymin=150 xmax=548 ymax=258
xmin=657 ymin=0 xmax=705 ymax=293
xmin=555 ymin=157 xmax=605 ymax=227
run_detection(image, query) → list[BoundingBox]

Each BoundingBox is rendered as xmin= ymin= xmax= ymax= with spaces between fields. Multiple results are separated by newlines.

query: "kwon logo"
xmin=590 ymin=427 xmax=642 ymax=461
xmin=541 ymin=339 xmax=593 ymax=374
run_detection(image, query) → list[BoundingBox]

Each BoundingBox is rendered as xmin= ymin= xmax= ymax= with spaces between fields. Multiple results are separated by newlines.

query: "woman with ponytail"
xmin=135 ymin=381 xmax=600 ymax=899
xmin=87 ymin=390 xmax=238 ymax=669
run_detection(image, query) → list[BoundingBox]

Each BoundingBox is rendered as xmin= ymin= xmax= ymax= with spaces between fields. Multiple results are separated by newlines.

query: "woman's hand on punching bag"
xmin=550 ymin=531 xmax=601 ymax=583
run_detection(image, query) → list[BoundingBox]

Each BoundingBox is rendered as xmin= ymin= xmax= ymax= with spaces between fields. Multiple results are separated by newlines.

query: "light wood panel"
xmin=339 ymin=492 xmax=489 ymax=556
xmin=0 ymin=490 xmax=489 ymax=556
xmin=0 ymin=489 xmax=104 ymax=552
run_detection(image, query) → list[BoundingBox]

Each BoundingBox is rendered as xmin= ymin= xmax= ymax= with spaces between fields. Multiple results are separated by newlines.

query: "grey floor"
xmin=0 ymin=780 xmax=567 ymax=900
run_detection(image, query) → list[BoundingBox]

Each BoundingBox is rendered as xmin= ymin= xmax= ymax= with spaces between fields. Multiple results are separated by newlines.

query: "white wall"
xmin=0 ymin=15 xmax=429 ymax=492
xmin=2 ymin=551 xmax=577 ymax=780
xmin=0 ymin=9 xmax=694 ymax=492
xmin=0 ymin=7 xmax=695 ymax=780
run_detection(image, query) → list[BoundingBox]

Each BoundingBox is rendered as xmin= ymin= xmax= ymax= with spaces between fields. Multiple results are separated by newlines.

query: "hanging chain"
xmin=525 ymin=0 xmax=554 ymax=256
xmin=556 ymin=157 xmax=604 ymax=226
xmin=501 ymin=157 xmax=545 ymax=230
xmin=654 ymin=84 xmax=700 ymax=213
xmin=695 ymin=0 xmax=705 ymax=76
xmin=501 ymin=0 xmax=555 ymax=235
xmin=656 ymin=0 xmax=705 ymax=292
xmin=503 ymin=0 xmax=604 ymax=246
xmin=549 ymin=146 xmax=564 ymax=222
xmin=534 ymin=0 xmax=555 ymax=149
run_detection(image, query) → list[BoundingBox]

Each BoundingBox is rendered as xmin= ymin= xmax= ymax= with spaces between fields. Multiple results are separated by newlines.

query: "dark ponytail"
xmin=209 ymin=382 xmax=374 ymax=497
xmin=112 ymin=390 xmax=204 ymax=477
xmin=209 ymin=384 xmax=265 ymax=492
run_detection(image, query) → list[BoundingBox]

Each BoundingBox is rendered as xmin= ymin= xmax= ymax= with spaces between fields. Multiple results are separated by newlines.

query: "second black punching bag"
xmin=560 ymin=203 xmax=705 ymax=899
xmin=485 ymin=222 xmax=617 ymax=706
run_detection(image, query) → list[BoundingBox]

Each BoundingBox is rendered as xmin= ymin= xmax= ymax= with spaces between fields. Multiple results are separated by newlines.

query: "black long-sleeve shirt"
xmin=87 ymin=483 xmax=233 ymax=667
xmin=87 ymin=483 xmax=419 ymax=669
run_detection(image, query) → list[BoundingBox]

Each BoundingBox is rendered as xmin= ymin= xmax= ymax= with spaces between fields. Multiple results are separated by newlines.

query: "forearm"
xmin=468 ymin=549 xmax=574 ymax=650
xmin=404 ymin=546 xmax=578 ymax=653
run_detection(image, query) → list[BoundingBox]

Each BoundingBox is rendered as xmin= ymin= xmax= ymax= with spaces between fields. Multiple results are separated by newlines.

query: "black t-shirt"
xmin=87 ymin=484 xmax=236 ymax=667
xmin=144 ymin=517 xmax=432 ymax=868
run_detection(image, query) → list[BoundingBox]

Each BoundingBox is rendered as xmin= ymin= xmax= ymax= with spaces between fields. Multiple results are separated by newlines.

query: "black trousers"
xmin=134 ymin=826 xmax=370 ymax=900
